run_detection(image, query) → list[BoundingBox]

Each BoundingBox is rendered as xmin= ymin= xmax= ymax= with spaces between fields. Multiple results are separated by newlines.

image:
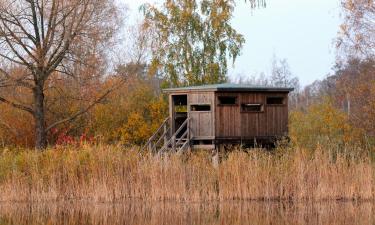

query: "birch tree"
xmin=338 ymin=0 xmax=375 ymax=58
xmin=142 ymin=0 xmax=246 ymax=87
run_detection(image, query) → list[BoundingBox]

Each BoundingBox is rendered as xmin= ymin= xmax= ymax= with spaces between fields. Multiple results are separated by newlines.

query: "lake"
xmin=0 ymin=202 xmax=373 ymax=225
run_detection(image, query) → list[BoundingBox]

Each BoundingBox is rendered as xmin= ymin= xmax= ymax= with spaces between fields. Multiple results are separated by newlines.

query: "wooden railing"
xmin=141 ymin=117 xmax=170 ymax=152
xmin=159 ymin=117 xmax=190 ymax=153
xmin=142 ymin=117 xmax=191 ymax=153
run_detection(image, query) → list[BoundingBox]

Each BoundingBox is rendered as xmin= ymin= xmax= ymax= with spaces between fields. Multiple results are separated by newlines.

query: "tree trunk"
xmin=33 ymin=83 xmax=47 ymax=150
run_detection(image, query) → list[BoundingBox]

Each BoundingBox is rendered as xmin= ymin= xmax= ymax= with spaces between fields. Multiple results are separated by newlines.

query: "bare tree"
xmin=270 ymin=56 xmax=300 ymax=89
xmin=269 ymin=56 xmax=300 ymax=109
xmin=0 ymin=0 xmax=120 ymax=149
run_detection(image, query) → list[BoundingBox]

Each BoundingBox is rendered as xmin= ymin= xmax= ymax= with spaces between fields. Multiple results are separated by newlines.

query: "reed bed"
xmin=0 ymin=144 xmax=373 ymax=202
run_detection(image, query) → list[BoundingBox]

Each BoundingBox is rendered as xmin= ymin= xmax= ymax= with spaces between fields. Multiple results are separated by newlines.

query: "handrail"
xmin=159 ymin=117 xmax=190 ymax=153
xmin=159 ymin=138 xmax=172 ymax=153
xmin=154 ymin=127 xmax=171 ymax=150
xmin=178 ymin=140 xmax=190 ymax=153
xmin=143 ymin=116 xmax=191 ymax=153
xmin=175 ymin=130 xmax=188 ymax=147
xmin=174 ymin=117 xmax=189 ymax=138
xmin=141 ymin=117 xmax=169 ymax=151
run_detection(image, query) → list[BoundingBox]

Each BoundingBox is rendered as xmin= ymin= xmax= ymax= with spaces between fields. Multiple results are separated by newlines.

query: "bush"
xmin=90 ymin=78 xmax=168 ymax=145
xmin=289 ymin=99 xmax=364 ymax=149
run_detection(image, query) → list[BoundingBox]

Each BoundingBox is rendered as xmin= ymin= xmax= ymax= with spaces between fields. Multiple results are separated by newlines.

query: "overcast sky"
xmin=121 ymin=0 xmax=342 ymax=86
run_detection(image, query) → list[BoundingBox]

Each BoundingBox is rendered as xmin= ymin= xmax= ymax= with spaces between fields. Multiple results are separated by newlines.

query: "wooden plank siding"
xmin=215 ymin=92 xmax=289 ymax=140
xmin=168 ymin=90 xmax=290 ymax=143
xmin=215 ymin=92 xmax=241 ymax=137
xmin=240 ymin=92 xmax=267 ymax=137
xmin=188 ymin=92 xmax=215 ymax=139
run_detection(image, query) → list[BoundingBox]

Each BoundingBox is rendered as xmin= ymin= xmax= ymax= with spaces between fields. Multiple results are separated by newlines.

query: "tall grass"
xmin=0 ymin=144 xmax=373 ymax=202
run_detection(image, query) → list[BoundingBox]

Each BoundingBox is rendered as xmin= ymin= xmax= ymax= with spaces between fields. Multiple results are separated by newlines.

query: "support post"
xmin=163 ymin=123 xmax=168 ymax=149
xmin=187 ymin=117 xmax=190 ymax=150
xmin=172 ymin=135 xmax=176 ymax=152
xmin=187 ymin=118 xmax=190 ymax=140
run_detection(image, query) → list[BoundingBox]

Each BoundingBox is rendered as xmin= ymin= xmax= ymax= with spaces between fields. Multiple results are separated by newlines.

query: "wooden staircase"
xmin=142 ymin=117 xmax=191 ymax=153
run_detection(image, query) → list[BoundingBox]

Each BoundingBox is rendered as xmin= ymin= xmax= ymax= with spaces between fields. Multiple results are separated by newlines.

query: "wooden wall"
xmin=169 ymin=91 xmax=290 ymax=142
xmin=215 ymin=92 xmax=289 ymax=139
xmin=215 ymin=92 xmax=241 ymax=137
xmin=188 ymin=92 xmax=215 ymax=139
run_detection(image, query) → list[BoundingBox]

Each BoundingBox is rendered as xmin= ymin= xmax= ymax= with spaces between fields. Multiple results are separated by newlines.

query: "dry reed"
xmin=0 ymin=144 xmax=373 ymax=202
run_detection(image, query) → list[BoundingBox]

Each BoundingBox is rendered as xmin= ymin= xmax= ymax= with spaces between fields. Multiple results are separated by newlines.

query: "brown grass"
xmin=0 ymin=144 xmax=374 ymax=202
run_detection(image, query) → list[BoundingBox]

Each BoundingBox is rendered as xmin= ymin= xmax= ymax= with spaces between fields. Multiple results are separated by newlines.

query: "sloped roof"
xmin=163 ymin=83 xmax=294 ymax=93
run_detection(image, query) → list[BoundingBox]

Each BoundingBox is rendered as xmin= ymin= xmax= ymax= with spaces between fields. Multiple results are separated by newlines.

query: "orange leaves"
xmin=119 ymin=112 xmax=150 ymax=145
xmin=89 ymin=77 xmax=168 ymax=146
xmin=119 ymin=95 xmax=168 ymax=146
xmin=335 ymin=59 xmax=375 ymax=136
xmin=289 ymin=99 xmax=363 ymax=149
xmin=0 ymin=104 xmax=35 ymax=147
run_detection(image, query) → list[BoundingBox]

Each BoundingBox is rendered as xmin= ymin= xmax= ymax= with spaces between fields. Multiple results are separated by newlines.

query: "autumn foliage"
xmin=90 ymin=77 xmax=168 ymax=145
xmin=289 ymin=99 xmax=364 ymax=149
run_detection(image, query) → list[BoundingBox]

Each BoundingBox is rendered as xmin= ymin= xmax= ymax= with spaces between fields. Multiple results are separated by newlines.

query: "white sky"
xmin=121 ymin=0 xmax=342 ymax=86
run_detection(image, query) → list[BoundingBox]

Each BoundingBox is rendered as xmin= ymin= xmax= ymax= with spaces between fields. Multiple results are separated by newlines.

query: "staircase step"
xmin=192 ymin=144 xmax=215 ymax=150
xmin=143 ymin=117 xmax=192 ymax=153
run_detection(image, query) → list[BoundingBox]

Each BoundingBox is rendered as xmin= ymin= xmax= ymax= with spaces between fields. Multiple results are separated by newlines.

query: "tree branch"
xmin=0 ymin=67 xmax=34 ymax=89
xmin=45 ymin=78 xmax=126 ymax=132
xmin=0 ymin=96 xmax=34 ymax=114
xmin=29 ymin=0 xmax=42 ymax=49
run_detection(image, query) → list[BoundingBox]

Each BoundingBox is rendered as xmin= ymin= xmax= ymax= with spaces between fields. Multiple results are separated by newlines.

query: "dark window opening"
xmin=173 ymin=95 xmax=188 ymax=112
xmin=173 ymin=95 xmax=187 ymax=105
xmin=191 ymin=104 xmax=211 ymax=112
xmin=267 ymin=97 xmax=284 ymax=105
xmin=241 ymin=104 xmax=263 ymax=112
xmin=193 ymin=140 xmax=214 ymax=145
xmin=218 ymin=96 xmax=237 ymax=105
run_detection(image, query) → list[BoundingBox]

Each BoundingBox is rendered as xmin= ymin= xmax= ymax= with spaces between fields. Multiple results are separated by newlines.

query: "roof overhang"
xmin=163 ymin=84 xmax=294 ymax=93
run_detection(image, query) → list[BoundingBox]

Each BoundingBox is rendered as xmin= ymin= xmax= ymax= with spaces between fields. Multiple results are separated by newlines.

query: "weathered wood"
xmin=163 ymin=123 xmax=168 ymax=149
xmin=172 ymin=136 xmax=176 ymax=152
xmin=215 ymin=92 xmax=241 ymax=137
xmin=175 ymin=130 xmax=188 ymax=147
xmin=142 ymin=118 xmax=169 ymax=152
xmin=216 ymin=92 xmax=289 ymax=139
xmin=165 ymin=87 xmax=291 ymax=149
xmin=188 ymin=92 xmax=215 ymax=139
xmin=159 ymin=118 xmax=190 ymax=152
xmin=155 ymin=127 xmax=170 ymax=150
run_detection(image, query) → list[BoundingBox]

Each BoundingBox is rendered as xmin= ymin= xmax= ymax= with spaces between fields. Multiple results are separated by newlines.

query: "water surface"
xmin=0 ymin=202 xmax=373 ymax=225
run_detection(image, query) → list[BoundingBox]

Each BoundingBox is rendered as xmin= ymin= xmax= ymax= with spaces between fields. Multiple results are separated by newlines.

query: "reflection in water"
xmin=0 ymin=202 xmax=374 ymax=225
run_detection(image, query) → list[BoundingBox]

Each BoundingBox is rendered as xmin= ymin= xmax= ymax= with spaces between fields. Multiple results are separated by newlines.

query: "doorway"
xmin=171 ymin=95 xmax=188 ymax=138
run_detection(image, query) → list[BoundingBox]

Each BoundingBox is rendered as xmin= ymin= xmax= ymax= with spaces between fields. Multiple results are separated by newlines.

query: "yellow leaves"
xmin=289 ymin=99 xmax=363 ymax=149
xmin=148 ymin=59 xmax=161 ymax=77
xmin=120 ymin=112 xmax=151 ymax=145
xmin=119 ymin=97 xmax=168 ymax=146
xmin=149 ymin=96 xmax=168 ymax=124
xmin=143 ymin=0 xmax=243 ymax=86
xmin=88 ymin=77 xmax=168 ymax=145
